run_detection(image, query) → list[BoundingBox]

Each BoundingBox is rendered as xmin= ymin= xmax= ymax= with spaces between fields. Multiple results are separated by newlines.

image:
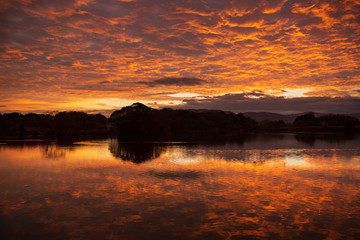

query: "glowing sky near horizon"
xmin=0 ymin=0 xmax=359 ymax=114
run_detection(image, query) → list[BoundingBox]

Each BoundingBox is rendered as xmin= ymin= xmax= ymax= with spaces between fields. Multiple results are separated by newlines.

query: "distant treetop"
xmin=110 ymin=102 xmax=155 ymax=119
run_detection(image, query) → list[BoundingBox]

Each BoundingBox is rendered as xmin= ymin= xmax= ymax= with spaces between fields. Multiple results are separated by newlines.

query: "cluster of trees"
xmin=0 ymin=112 xmax=107 ymax=138
xmin=109 ymin=103 xmax=256 ymax=140
xmin=293 ymin=112 xmax=359 ymax=131
xmin=1 ymin=103 xmax=359 ymax=140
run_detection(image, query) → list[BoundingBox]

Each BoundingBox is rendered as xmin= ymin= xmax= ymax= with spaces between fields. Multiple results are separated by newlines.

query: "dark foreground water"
xmin=0 ymin=134 xmax=359 ymax=240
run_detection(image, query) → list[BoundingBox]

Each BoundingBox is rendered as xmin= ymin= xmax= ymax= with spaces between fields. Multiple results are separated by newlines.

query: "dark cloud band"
xmin=179 ymin=93 xmax=360 ymax=114
xmin=138 ymin=77 xmax=207 ymax=87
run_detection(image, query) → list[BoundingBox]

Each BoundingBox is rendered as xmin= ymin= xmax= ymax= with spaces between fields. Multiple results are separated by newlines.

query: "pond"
xmin=0 ymin=134 xmax=359 ymax=239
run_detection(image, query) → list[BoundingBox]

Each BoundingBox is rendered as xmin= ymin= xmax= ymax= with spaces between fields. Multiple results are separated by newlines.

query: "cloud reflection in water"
xmin=0 ymin=135 xmax=359 ymax=239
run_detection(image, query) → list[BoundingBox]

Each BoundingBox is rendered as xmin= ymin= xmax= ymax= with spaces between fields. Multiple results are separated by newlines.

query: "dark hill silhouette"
xmin=348 ymin=113 xmax=360 ymax=120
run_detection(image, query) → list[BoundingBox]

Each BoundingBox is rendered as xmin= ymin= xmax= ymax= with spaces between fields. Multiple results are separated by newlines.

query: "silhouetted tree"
xmin=293 ymin=112 xmax=320 ymax=126
xmin=109 ymin=103 xmax=257 ymax=141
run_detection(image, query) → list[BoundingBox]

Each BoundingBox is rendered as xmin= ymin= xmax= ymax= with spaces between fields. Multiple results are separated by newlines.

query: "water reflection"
xmin=109 ymin=140 xmax=166 ymax=163
xmin=0 ymin=134 xmax=359 ymax=239
xmin=146 ymin=170 xmax=203 ymax=180
xmin=295 ymin=133 xmax=357 ymax=147
xmin=42 ymin=144 xmax=67 ymax=159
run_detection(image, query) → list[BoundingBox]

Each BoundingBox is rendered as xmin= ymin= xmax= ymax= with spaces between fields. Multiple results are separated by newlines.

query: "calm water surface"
xmin=0 ymin=134 xmax=360 ymax=240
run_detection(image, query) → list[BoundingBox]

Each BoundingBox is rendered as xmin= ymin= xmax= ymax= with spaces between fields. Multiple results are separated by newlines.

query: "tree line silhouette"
xmin=0 ymin=103 xmax=359 ymax=140
xmin=0 ymin=111 xmax=107 ymax=139
xmin=109 ymin=103 xmax=256 ymax=141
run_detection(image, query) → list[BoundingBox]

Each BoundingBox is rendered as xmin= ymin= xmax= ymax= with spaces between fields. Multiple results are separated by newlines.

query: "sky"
xmin=1 ymin=0 xmax=359 ymax=115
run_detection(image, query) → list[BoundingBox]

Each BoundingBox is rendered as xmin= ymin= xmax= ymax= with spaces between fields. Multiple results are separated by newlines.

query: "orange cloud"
xmin=0 ymin=0 xmax=359 ymax=113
